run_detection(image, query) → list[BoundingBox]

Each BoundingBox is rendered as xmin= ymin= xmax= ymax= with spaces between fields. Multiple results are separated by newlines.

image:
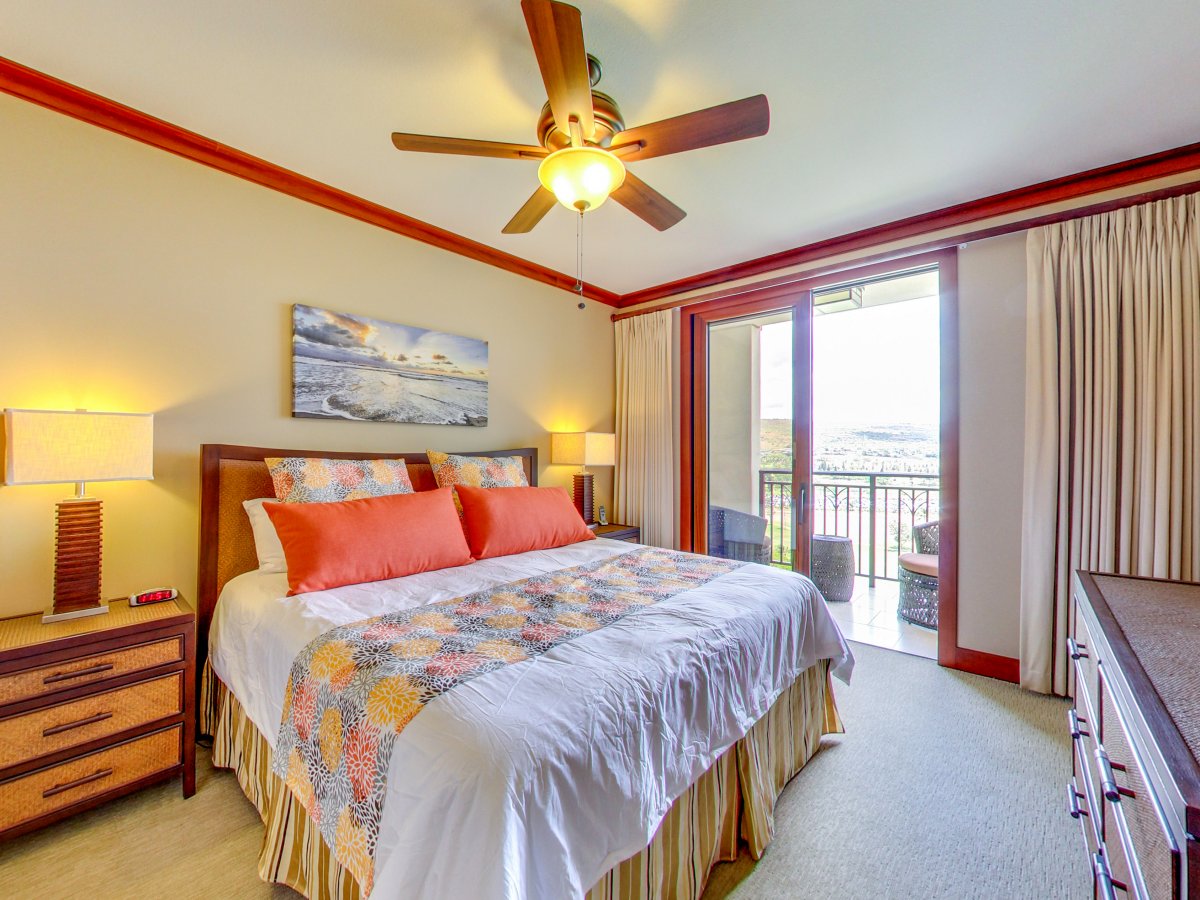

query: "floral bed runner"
xmin=273 ymin=547 xmax=746 ymax=895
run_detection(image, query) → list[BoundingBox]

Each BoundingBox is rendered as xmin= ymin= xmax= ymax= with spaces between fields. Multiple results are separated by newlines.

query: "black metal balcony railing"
xmin=758 ymin=469 xmax=939 ymax=583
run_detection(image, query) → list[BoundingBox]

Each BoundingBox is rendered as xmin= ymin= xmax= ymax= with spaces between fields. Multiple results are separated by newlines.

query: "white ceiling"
xmin=5 ymin=0 xmax=1200 ymax=295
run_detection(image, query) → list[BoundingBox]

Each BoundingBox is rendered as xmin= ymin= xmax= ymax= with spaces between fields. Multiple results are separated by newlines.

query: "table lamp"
xmin=551 ymin=431 xmax=614 ymax=524
xmin=4 ymin=409 xmax=154 ymax=623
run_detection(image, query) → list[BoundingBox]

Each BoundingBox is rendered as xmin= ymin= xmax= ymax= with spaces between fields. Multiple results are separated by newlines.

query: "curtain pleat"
xmin=1021 ymin=193 xmax=1200 ymax=694
xmin=614 ymin=309 xmax=675 ymax=548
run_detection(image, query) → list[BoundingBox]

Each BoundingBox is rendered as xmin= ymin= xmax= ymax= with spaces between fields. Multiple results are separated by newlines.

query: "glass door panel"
xmin=704 ymin=310 xmax=793 ymax=565
xmin=808 ymin=268 xmax=940 ymax=621
xmin=696 ymin=293 xmax=812 ymax=572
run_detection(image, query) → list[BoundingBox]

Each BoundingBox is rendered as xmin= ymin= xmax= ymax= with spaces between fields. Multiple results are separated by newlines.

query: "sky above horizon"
xmin=760 ymin=294 xmax=940 ymax=425
xmin=293 ymin=303 xmax=488 ymax=380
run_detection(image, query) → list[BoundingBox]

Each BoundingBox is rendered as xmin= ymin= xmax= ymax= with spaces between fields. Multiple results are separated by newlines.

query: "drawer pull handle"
xmin=41 ymin=767 xmax=114 ymax=799
xmin=1094 ymin=748 xmax=1121 ymax=802
xmin=42 ymin=711 xmax=114 ymax=737
xmin=1068 ymin=638 xmax=1088 ymax=660
xmin=1093 ymin=852 xmax=1117 ymax=900
xmin=43 ymin=663 xmax=114 ymax=685
xmin=1067 ymin=781 xmax=1088 ymax=819
xmin=1068 ymin=709 xmax=1089 ymax=740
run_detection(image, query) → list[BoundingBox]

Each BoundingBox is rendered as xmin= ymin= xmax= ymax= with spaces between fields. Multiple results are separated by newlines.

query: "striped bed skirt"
xmin=201 ymin=660 xmax=842 ymax=900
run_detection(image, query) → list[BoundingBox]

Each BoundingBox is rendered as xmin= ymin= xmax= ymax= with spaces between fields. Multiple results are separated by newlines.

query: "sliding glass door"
xmin=682 ymin=250 xmax=961 ymax=671
xmin=690 ymin=292 xmax=813 ymax=574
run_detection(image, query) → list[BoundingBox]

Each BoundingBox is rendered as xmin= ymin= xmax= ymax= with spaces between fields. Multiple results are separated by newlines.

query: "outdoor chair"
xmin=707 ymin=505 xmax=772 ymax=564
xmin=898 ymin=520 xmax=939 ymax=628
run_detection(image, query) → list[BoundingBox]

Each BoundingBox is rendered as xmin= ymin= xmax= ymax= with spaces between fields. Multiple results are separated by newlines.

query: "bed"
xmin=196 ymin=443 xmax=852 ymax=900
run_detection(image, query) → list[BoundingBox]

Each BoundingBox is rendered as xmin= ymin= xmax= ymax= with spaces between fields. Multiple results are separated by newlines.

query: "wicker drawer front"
xmin=0 ymin=673 xmax=182 ymax=770
xmin=1100 ymin=683 xmax=1180 ymax=899
xmin=0 ymin=726 xmax=180 ymax=832
xmin=0 ymin=637 xmax=182 ymax=705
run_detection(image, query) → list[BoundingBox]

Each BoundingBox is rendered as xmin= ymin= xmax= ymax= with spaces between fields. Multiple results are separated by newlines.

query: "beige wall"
xmin=706 ymin=323 xmax=760 ymax=514
xmin=956 ymin=232 xmax=1028 ymax=658
xmin=0 ymin=95 xmax=614 ymax=618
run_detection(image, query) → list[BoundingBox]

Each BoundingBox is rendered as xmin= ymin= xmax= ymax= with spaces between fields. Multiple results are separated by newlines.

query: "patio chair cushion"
xmin=898 ymin=552 xmax=939 ymax=579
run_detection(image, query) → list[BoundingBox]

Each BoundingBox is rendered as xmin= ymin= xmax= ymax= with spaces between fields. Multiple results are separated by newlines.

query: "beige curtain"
xmin=1020 ymin=193 xmax=1200 ymax=694
xmin=614 ymin=309 xmax=675 ymax=548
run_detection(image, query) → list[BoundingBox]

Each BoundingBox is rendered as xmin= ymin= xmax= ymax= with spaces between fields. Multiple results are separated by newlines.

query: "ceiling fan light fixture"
xmin=538 ymin=146 xmax=626 ymax=212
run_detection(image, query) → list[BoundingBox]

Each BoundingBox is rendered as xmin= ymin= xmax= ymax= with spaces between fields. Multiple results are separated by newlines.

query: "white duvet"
xmin=210 ymin=539 xmax=852 ymax=900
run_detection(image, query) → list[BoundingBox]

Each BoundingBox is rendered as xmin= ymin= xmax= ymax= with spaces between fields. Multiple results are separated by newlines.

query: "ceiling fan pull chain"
xmin=575 ymin=209 xmax=586 ymax=309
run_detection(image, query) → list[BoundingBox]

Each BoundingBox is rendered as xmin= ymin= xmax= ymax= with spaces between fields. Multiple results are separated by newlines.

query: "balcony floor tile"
xmin=827 ymin=576 xmax=935 ymax=661
xmin=837 ymin=621 xmax=903 ymax=650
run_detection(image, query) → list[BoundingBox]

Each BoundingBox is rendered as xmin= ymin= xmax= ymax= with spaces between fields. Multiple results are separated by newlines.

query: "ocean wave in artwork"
xmin=293 ymin=357 xmax=488 ymax=426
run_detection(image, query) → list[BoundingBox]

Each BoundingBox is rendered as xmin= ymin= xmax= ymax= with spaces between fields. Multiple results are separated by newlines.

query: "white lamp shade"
xmin=4 ymin=409 xmax=154 ymax=485
xmin=551 ymin=432 xmax=615 ymax=467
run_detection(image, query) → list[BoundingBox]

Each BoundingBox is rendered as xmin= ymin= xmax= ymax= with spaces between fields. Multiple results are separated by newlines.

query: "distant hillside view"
xmin=759 ymin=420 xmax=938 ymax=474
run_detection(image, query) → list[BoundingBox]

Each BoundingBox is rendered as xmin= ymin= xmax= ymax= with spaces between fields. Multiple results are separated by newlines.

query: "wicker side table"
xmin=0 ymin=597 xmax=195 ymax=841
xmin=810 ymin=535 xmax=856 ymax=602
xmin=898 ymin=555 xmax=939 ymax=629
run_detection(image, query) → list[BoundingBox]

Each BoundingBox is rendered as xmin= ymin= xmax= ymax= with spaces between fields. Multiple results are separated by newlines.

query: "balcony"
xmin=759 ymin=469 xmax=939 ymax=582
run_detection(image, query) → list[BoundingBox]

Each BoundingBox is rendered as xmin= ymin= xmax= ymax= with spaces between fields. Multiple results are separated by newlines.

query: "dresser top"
xmin=1091 ymin=574 xmax=1200 ymax=763
xmin=0 ymin=599 xmax=191 ymax=653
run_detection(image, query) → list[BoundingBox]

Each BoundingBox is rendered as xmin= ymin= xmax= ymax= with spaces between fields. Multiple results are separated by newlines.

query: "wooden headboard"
xmin=195 ymin=443 xmax=538 ymax=672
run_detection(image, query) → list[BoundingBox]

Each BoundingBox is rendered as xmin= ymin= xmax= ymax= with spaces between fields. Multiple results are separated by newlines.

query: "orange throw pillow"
xmin=456 ymin=484 xmax=596 ymax=560
xmin=265 ymin=488 xmax=473 ymax=595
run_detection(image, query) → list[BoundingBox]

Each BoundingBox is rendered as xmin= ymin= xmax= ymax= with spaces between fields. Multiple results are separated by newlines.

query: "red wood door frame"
xmin=792 ymin=292 xmax=814 ymax=575
xmin=680 ymin=248 xmax=1016 ymax=680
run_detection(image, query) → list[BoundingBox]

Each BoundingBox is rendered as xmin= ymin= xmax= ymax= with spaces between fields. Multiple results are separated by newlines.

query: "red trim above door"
xmin=618 ymin=143 xmax=1200 ymax=307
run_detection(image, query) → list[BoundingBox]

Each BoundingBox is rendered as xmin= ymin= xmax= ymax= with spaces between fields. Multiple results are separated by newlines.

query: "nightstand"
xmin=594 ymin=523 xmax=641 ymax=543
xmin=0 ymin=598 xmax=195 ymax=841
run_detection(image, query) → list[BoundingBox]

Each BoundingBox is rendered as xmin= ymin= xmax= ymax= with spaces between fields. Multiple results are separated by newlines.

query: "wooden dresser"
xmin=0 ymin=598 xmax=195 ymax=840
xmin=1071 ymin=572 xmax=1200 ymax=898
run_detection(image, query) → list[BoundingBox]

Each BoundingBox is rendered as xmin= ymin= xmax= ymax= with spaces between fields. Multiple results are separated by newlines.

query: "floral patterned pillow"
xmin=266 ymin=457 xmax=415 ymax=503
xmin=426 ymin=451 xmax=528 ymax=511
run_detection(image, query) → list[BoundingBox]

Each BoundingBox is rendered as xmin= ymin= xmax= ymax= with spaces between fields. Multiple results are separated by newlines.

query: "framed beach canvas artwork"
xmin=292 ymin=304 xmax=489 ymax=426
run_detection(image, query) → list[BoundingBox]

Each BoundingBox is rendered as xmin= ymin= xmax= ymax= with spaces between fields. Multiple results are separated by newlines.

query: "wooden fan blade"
xmin=521 ymin=0 xmax=595 ymax=143
xmin=391 ymin=133 xmax=548 ymax=160
xmin=609 ymin=94 xmax=769 ymax=162
xmin=502 ymin=186 xmax=558 ymax=233
xmin=611 ymin=172 xmax=686 ymax=231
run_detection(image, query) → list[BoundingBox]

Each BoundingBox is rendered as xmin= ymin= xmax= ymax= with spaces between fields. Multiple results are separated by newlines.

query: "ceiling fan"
xmin=391 ymin=0 xmax=770 ymax=234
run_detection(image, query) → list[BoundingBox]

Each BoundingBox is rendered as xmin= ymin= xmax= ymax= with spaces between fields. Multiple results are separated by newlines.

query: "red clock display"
xmin=129 ymin=588 xmax=178 ymax=606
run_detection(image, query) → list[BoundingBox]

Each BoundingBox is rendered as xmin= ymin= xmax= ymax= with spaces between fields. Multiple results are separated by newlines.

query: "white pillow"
xmin=243 ymin=497 xmax=286 ymax=574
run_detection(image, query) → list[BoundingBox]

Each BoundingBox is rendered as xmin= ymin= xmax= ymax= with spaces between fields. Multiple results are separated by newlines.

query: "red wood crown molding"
xmin=0 ymin=56 xmax=620 ymax=307
xmin=4 ymin=54 xmax=1198 ymax=312
xmin=617 ymin=140 xmax=1200 ymax=307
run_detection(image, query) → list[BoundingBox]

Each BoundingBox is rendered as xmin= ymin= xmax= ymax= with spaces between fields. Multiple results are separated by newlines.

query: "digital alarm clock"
xmin=129 ymin=587 xmax=178 ymax=607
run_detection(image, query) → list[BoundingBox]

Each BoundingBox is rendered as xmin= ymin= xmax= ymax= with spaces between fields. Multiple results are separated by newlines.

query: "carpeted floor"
xmin=0 ymin=642 xmax=1089 ymax=899
xmin=704 ymin=642 xmax=1090 ymax=899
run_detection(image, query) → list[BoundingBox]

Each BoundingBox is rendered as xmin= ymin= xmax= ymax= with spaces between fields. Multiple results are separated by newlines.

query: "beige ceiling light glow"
xmin=538 ymin=146 xmax=626 ymax=212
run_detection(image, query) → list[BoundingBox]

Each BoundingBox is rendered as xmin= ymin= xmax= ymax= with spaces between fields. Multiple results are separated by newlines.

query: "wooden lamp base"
xmin=572 ymin=473 xmax=595 ymax=524
xmin=44 ymin=497 xmax=109 ymax=624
